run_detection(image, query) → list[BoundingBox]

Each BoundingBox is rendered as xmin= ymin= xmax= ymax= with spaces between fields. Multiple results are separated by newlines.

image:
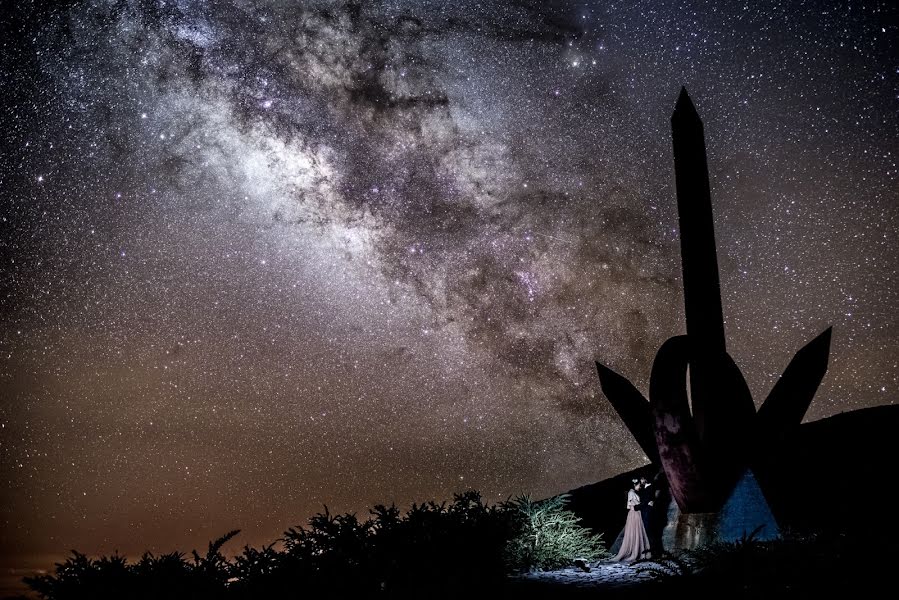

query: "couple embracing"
xmin=612 ymin=473 xmax=668 ymax=562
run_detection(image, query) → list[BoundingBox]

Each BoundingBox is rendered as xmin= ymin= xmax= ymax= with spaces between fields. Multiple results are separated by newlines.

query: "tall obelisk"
xmin=671 ymin=87 xmax=726 ymax=442
xmin=671 ymin=87 xmax=726 ymax=353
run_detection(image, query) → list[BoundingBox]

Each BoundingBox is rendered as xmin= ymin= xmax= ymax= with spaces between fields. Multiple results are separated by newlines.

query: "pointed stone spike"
xmin=595 ymin=362 xmax=660 ymax=464
xmin=673 ymin=87 xmax=699 ymax=120
xmin=670 ymin=86 xmax=725 ymax=360
xmin=756 ymin=327 xmax=833 ymax=443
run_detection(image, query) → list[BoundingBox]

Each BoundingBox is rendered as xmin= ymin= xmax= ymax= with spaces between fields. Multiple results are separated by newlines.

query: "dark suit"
xmin=644 ymin=475 xmax=671 ymax=556
xmin=638 ymin=484 xmax=653 ymax=530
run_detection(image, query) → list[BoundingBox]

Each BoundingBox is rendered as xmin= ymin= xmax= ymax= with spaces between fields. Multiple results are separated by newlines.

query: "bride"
xmin=612 ymin=479 xmax=651 ymax=562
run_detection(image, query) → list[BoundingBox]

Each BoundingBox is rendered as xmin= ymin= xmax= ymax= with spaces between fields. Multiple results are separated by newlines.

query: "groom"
xmin=638 ymin=473 xmax=669 ymax=557
xmin=637 ymin=477 xmax=653 ymax=529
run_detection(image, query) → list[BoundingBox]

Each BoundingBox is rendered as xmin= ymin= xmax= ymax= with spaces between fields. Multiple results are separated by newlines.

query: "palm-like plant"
xmin=504 ymin=493 xmax=607 ymax=571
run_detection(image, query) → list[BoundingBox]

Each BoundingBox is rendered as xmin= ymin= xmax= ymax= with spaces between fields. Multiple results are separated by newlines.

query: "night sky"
xmin=1 ymin=0 xmax=896 ymax=571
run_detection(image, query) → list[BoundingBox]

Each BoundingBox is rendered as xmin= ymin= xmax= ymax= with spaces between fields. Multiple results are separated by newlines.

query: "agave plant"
xmin=595 ymin=89 xmax=832 ymax=514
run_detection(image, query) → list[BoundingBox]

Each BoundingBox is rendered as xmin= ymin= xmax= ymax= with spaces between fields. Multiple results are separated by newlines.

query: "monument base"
xmin=661 ymin=469 xmax=780 ymax=552
xmin=663 ymin=511 xmax=719 ymax=551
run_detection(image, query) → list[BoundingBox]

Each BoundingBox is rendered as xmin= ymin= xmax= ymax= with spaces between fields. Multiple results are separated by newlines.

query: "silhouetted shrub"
xmin=370 ymin=491 xmax=516 ymax=595
xmin=26 ymin=504 xmax=892 ymax=599
xmin=25 ymin=489 xmax=597 ymax=599
xmin=24 ymin=549 xmax=229 ymax=600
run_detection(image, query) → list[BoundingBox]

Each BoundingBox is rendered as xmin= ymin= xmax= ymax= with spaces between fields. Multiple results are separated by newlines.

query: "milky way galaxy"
xmin=1 ymin=0 xmax=896 ymax=573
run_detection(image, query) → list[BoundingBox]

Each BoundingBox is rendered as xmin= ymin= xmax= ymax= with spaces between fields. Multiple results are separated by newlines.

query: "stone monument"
xmin=595 ymin=88 xmax=832 ymax=549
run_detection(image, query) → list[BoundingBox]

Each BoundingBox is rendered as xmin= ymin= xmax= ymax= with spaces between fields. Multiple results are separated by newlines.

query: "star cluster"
xmin=0 ymin=0 xmax=895 ymax=568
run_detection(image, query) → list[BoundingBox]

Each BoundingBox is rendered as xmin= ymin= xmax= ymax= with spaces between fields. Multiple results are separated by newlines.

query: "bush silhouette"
xmin=25 ymin=489 xmax=601 ymax=599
